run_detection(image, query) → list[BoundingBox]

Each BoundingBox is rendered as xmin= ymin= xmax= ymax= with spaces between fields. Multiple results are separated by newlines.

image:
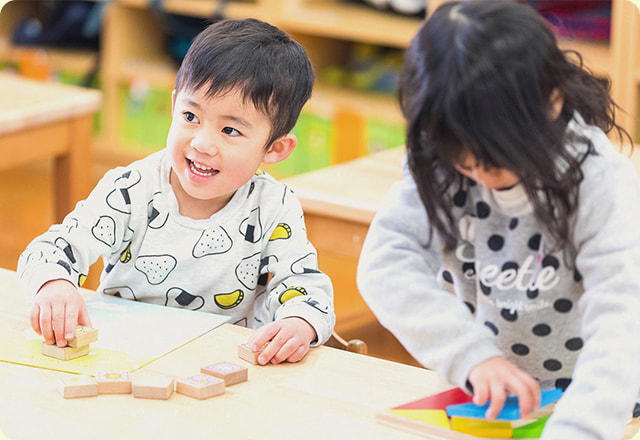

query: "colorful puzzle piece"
xmin=394 ymin=387 xmax=473 ymax=410
xmin=451 ymin=417 xmax=513 ymax=438
xmin=390 ymin=409 xmax=451 ymax=429
xmin=446 ymin=388 xmax=563 ymax=421
xmin=512 ymin=416 xmax=550 ymax=438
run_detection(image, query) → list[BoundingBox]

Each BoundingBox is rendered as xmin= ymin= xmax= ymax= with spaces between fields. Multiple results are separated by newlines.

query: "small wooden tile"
xmin=238 ymin=343 xmax=266 ymax=365
xmin=201 ymin=361 xmax=248 ymax=386
xmin=132 ymin=374 xmax=174 ymax=400
xmin=176 ymin=374 xmax=225 ymax=400
xmin=42 ymin=342 xmax=90 ymax=361
xmin=96 ymin=371 xmax=132 ymax=394
xmin=57 ymin=375 xmax=98 ymax=399
xmin=67 ymin=326 xmax=98 ymax=348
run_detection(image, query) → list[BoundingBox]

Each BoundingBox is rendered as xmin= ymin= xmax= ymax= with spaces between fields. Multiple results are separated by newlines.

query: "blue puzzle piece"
xmin=445 ymin=388 xmax=563 ymax=421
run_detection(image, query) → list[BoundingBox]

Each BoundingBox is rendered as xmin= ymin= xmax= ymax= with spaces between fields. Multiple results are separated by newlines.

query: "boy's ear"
xmin=263 ymin=133 xmax=297 ymax=164
xmin=171 ymin=90 xmax=176 ymax=115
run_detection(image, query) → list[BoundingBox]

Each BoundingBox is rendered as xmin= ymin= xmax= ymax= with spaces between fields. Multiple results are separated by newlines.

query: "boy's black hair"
xmin=399 ymin=0 xmax=629 ymax=250
xmin=175 ymin=18 xmax=314 ymax=147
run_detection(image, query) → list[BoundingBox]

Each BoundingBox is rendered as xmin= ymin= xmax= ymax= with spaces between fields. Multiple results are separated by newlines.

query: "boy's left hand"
xmin=245 ymin=317 xmax=316 ymax=365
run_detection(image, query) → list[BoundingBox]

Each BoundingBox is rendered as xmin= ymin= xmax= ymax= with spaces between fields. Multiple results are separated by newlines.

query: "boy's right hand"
xmin=467 ymin=356 xmax=540 ymax=421
xmin=30 ymin=279 xmax=92 ymax=347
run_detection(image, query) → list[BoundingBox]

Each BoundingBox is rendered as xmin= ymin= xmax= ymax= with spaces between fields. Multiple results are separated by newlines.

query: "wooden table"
xmin=0 ymin=267 xmax=449 ymax=439
xmin=0 ymin=74 xmax=102 ymax=222
xmin=282 ymin=147 xmax=409 ymax=362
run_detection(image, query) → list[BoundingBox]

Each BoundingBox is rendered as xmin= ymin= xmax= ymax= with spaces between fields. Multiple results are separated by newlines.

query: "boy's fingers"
xmin=29 ymin=304 xmax=42 ymax=336
xmin=247 ymin=323 xmax=278 ymax=351
xmin=64 ymin=304 xmax=79 ymax=340
xmin=39 ymin=304 xmax=55 ymax=345
xmin=51 ymin=303 xmax=68 ymax=346
xmin=78 ymin=305 xmax=92 ymax=329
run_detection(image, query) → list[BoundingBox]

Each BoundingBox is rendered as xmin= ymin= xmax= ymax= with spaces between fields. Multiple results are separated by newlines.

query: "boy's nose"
xmin=190 ymin=134 xmax=218 ymax=155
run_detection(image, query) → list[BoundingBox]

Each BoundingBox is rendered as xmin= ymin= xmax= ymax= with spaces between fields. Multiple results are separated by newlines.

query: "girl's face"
xmin=166 ymin=87 xmax=274 ymax=219
xmin=454 ymin=152 xmax=520 ymax=191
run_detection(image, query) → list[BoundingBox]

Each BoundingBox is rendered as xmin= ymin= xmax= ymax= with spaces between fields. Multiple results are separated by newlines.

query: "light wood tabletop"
xmin=0 ymin=267 xmax=451 ymax=440
xmin=0 ymin=74 xmax=101 ymax=222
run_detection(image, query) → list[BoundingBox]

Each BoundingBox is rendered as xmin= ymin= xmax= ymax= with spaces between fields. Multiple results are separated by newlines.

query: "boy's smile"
xmin=166 ymin=87 xmax=274 ymax=219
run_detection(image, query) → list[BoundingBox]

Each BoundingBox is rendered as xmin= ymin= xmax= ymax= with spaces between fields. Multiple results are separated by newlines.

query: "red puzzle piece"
xmin=394 ymin=387 xmax=473 ymax=411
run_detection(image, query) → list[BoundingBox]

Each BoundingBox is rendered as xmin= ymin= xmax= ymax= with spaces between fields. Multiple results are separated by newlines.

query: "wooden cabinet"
xmin=611 ymin=0 xmax=640 ymax=143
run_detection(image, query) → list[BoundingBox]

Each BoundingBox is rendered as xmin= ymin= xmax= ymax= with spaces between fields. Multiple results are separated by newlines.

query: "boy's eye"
xmin=222 ymin=126 xmax=241 ymax=136
xmin=183 ymin=111 xmax=199 ymax=123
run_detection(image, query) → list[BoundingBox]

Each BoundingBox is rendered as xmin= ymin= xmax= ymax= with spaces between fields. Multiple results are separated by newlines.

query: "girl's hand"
xmin=30 ymin=279 xmax=92 ymax=347
xmin=467 ymin=356 xmax=541 ymax=421
xmin=245 ymin=317 xmax=316 ymax=365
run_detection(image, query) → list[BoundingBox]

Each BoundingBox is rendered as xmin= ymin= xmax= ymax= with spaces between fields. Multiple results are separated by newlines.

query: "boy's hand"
xmin=245 ymin=317 xmax=316 ymax=365
xmin=467 ymin=356 xmax=540 ymax=421
xmin=30 ymin=279 xmax=92 ymax=347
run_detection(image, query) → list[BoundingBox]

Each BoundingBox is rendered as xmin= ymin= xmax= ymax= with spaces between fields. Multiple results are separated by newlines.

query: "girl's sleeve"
xmin=541 ymin=153 xmax=640 ymax=440
xmin=356 ymin=167 xmax=503 ymax=388
xmin=258 ymin=188 xmax=335 ymax=346
xmin=17 ymin=166 xmax=137 ymax=301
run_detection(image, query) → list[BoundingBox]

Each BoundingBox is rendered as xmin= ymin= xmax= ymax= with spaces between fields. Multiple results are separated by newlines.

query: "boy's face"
xmin=166 ymin=87 xmax=278 ymax=218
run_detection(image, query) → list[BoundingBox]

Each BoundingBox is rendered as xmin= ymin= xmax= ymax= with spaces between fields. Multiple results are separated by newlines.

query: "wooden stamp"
xmin=132 ymin=374 xmax=174 ymax=400
xmin=42 ymin=341 xmax=90 ymax=361
xmin=95 ymin=371 xmax=132 ymax=394
xmin=57 ymin=374 xmax=98 ymax=399
xmin=67 ymin=326 xmax=98 ymax=348
xmin=238 ymin=343 xmax=267 ymax=365
xmin=176 ymin=374 xmax=225 ymax=400
xmin=201 ymin=361 xmax=248 ymax=386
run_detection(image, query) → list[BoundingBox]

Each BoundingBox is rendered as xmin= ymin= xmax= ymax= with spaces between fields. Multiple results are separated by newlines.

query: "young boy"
xmin=17 ymin=18 xmax=335 ymax=365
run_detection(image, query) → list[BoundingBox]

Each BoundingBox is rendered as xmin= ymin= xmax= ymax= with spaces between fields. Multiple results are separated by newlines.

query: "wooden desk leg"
xmin=54 ymin=114 xmax=92 ymax=222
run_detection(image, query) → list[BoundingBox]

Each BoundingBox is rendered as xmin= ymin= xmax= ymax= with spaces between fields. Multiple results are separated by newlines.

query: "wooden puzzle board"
xmin=0 ymin=294 xmax=230 ymax=376
xmin=377 ymin=388 xmax=640 ymax=440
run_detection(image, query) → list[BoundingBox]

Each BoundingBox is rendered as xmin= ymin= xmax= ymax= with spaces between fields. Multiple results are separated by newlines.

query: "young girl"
xmin=357 ymin=0 xmax=640 ymax=438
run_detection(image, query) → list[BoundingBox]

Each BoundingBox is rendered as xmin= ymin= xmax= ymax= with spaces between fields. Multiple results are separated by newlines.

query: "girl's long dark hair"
xmin=399 ymin=0 xmax=629 ymax=250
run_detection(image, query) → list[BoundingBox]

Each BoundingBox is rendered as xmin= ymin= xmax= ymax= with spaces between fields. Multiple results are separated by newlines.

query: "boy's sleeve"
xmin=259 ymin=188 xmax=335 ymax=346
xmin=356 ymin=167 xmax=503 ymax=388
xmin=17 ymin=166 xmax=136 ymax=301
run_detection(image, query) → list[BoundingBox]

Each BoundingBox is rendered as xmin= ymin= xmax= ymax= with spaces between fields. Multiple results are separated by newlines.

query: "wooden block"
xmin=42 ymin=341 xmax=90 ymax=361
xmin=238 ymin=343 xmax=266 ymax=365
xmin=67 ymin=325 xmax=98 ymax=348
xmin=57 ymin=375 xmax=98 ymax=399
xmin=176 ymin=374 xmax=225 ymax=400
xmin=132 ymin=374 xmax=174 ymax=400
xmin=95 ymin=371 xmax=132 ymax=394
xmin=200 ymin=361 xmax=248 ymax=386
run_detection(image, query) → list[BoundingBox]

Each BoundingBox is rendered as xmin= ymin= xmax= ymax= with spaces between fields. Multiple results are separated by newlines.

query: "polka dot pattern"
xmin=447 ymin=187 xmax=584 ymax=388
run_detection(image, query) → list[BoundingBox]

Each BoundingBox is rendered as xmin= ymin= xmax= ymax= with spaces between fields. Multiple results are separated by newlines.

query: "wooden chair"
xmin=325 ymin=330 xmax=368 ymax=355
xmin=611 ymin=0 xmax=640 ymax=144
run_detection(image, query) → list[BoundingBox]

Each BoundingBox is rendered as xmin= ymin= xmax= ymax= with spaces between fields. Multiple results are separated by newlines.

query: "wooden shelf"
xmin=118 ymin=0 xmax=265 ymax=19
xmin=275 ymin=0 xmax=422 ymax=48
